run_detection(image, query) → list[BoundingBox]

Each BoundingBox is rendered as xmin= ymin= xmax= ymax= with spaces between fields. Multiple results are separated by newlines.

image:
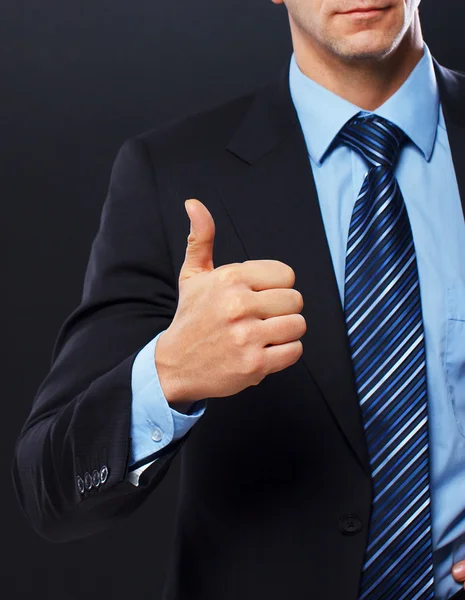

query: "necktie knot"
xmin=337 ymin=113 xmax=406 ymax=169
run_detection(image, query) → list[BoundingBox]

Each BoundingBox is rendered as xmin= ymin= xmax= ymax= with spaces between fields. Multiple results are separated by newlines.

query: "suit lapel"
xmin=434 ymin=61 xmax=465 ymax=221
xmin=218 ymin=57 xmax=465 ymax=480
xmin=219 ymin=56 xmax=371 ymax=477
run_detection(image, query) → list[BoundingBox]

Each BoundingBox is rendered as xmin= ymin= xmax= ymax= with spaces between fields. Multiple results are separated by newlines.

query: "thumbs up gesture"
xmin=154 ymin=198 xmax=306 ymax=408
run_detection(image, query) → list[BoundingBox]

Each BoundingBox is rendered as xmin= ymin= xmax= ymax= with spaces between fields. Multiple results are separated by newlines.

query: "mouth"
xmin=338 ymin=5 xmax=390 ymax=18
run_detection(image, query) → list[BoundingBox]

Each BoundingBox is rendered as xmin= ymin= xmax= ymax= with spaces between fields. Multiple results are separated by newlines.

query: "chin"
xmin=339 ymin=45 xmax=396 ymax=61
xmin=329 ymin=31 xmax=401 ymax=62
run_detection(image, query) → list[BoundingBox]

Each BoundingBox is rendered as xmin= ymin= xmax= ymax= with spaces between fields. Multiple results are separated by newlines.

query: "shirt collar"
xmin=289 ymin=43 xmax=440 ymax=166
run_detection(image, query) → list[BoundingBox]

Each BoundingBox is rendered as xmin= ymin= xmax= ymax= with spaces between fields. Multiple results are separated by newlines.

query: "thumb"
xmin=452 ymin=560 xmax=465 ymax=582
xmin=179 ymin=199 xmax=216 ymax=282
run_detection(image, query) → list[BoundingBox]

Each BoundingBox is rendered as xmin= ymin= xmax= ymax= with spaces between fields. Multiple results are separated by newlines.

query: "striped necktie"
xmin=337 ymin=113 xmax=435 ymax=599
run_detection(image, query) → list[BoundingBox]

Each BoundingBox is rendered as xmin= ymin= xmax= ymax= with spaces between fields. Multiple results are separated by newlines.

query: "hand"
xmin=154 ymin=198 xmax=306 ymax=406
xmin=452 ymin=560 xmax=465 ymax=590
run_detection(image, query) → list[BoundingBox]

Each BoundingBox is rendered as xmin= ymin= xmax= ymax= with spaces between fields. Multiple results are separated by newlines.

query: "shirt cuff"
xmin=129 ymin=330 xmax=207 ymax=468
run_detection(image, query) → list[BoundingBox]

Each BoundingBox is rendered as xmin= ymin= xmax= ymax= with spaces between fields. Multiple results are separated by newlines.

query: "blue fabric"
xmin=340 ymin=114 xmax=434 ymax=599
xmin=129 ymin=331 xmax=206 ymax=468
xmin=129 ymin=41 xmax=465 ymax=598
xmin=290 ymin=42 xmax=465 ymax=600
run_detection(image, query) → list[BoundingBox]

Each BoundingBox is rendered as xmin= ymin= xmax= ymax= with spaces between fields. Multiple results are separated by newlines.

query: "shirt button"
xmin=339 ymin=514 xmax=363 ymax=536
xmin=151 ymin=427 xmax=163 ymax=442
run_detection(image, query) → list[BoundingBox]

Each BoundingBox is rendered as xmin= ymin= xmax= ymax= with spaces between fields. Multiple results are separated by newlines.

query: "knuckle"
xmin=217 ymin=265 xmax=240 ymax=285
xmin=294 ymin=289 xmax=304 ymax=311
xmin=244 ymin=351 xmax=265 ymax=380
xmin=296 ymin=313 xmax=307 ymax=334
xmin=288 ymin=341 xmax=303 ymax=363
xmin=225 ymin=294 xmax=247 ymax=322
xmin=232 ymin=323 xmax=251 ymax=347
xmin=293 ymin=341 xmax=304 ymax=360
xmin=286 ymin=265 xmax=296 ymax=287
xmin=252 ymin=372 xmax=265 ymax=386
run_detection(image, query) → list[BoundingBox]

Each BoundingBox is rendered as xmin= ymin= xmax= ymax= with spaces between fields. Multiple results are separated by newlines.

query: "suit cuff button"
xmin=92 ymin=469 xmax=101 ymax=487
xmin=76 ymin=475 xmax=85 ymax=495
xmin=84 ymin=472 xmax=93 ymax=491
xmin=100 ymin=465 xmax=109 ymax=484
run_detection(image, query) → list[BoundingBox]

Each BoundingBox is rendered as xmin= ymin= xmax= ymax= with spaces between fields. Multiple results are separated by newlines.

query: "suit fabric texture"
xmin=11 ymin=55 xmax=465 ymax=599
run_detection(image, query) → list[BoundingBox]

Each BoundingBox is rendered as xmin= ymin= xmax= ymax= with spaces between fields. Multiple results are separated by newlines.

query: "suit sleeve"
xmin=11 ymin=137 xmax=196 ymax=543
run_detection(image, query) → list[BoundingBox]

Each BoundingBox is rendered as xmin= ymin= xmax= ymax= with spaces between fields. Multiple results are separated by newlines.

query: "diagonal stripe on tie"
xmin=337 ymin=113 xmax=435 ymax=600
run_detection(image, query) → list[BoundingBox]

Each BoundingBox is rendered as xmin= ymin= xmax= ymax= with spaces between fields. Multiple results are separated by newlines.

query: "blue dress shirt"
xmin=128 ymin=43 xmax=465 ymax=599
xmin=128 ymin=331 xmax=206 ymax=481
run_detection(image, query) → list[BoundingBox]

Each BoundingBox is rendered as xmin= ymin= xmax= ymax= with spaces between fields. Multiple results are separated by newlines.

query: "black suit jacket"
xmin=11 ymin=55 xmax=465 ymax=599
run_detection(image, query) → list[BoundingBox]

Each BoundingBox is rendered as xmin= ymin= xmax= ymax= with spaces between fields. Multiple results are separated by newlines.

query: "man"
xmin=11 ymin=0 xmax=465 ymax=598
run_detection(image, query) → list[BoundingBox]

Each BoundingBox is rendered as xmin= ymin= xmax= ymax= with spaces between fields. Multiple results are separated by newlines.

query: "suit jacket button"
xmin=100 ymin=465 xmax=109 ymax=484
xmin=76 ymin=475 xmax=85 ymax=495
xmin=92 ymin=469 xmax=101 ymax=487
xmin=84 ymin=472 xmax=93 ymax=490
xmin=339 ymin=514 xmax=363 ymax=536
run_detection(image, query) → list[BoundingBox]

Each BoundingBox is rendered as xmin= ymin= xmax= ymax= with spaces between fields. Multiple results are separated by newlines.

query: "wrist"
xmin=155 ymin=330 xmax=188 ymax=404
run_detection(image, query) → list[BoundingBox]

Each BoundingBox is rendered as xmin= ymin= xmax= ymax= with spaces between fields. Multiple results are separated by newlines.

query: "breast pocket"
xmin=445 ymin=285 xmax=465 ymax=438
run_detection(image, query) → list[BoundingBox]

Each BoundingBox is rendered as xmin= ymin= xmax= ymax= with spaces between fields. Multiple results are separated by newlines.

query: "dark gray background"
xmin=3 ymin=1 xmax=464 ymax=598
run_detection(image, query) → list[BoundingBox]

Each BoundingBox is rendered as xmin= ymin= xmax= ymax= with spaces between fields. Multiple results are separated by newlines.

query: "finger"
xmin=452 ymin=560 xmax=465 ymax=582
xmin=251 ymin=288 xmax=304 ymax=319
xmin=260 ymin=314 xmax=307 ymax=346
xmin=241 ymin=260 xmax=296 ymax=291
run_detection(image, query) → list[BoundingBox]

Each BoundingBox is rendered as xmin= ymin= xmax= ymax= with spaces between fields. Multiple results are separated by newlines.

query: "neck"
xmin=291 ymin=13 xmax=424 ymax=111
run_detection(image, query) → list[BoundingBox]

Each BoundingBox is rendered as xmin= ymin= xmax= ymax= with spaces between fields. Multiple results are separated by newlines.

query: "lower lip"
xmin=342 ymin=9 xmax=386 ymax=18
